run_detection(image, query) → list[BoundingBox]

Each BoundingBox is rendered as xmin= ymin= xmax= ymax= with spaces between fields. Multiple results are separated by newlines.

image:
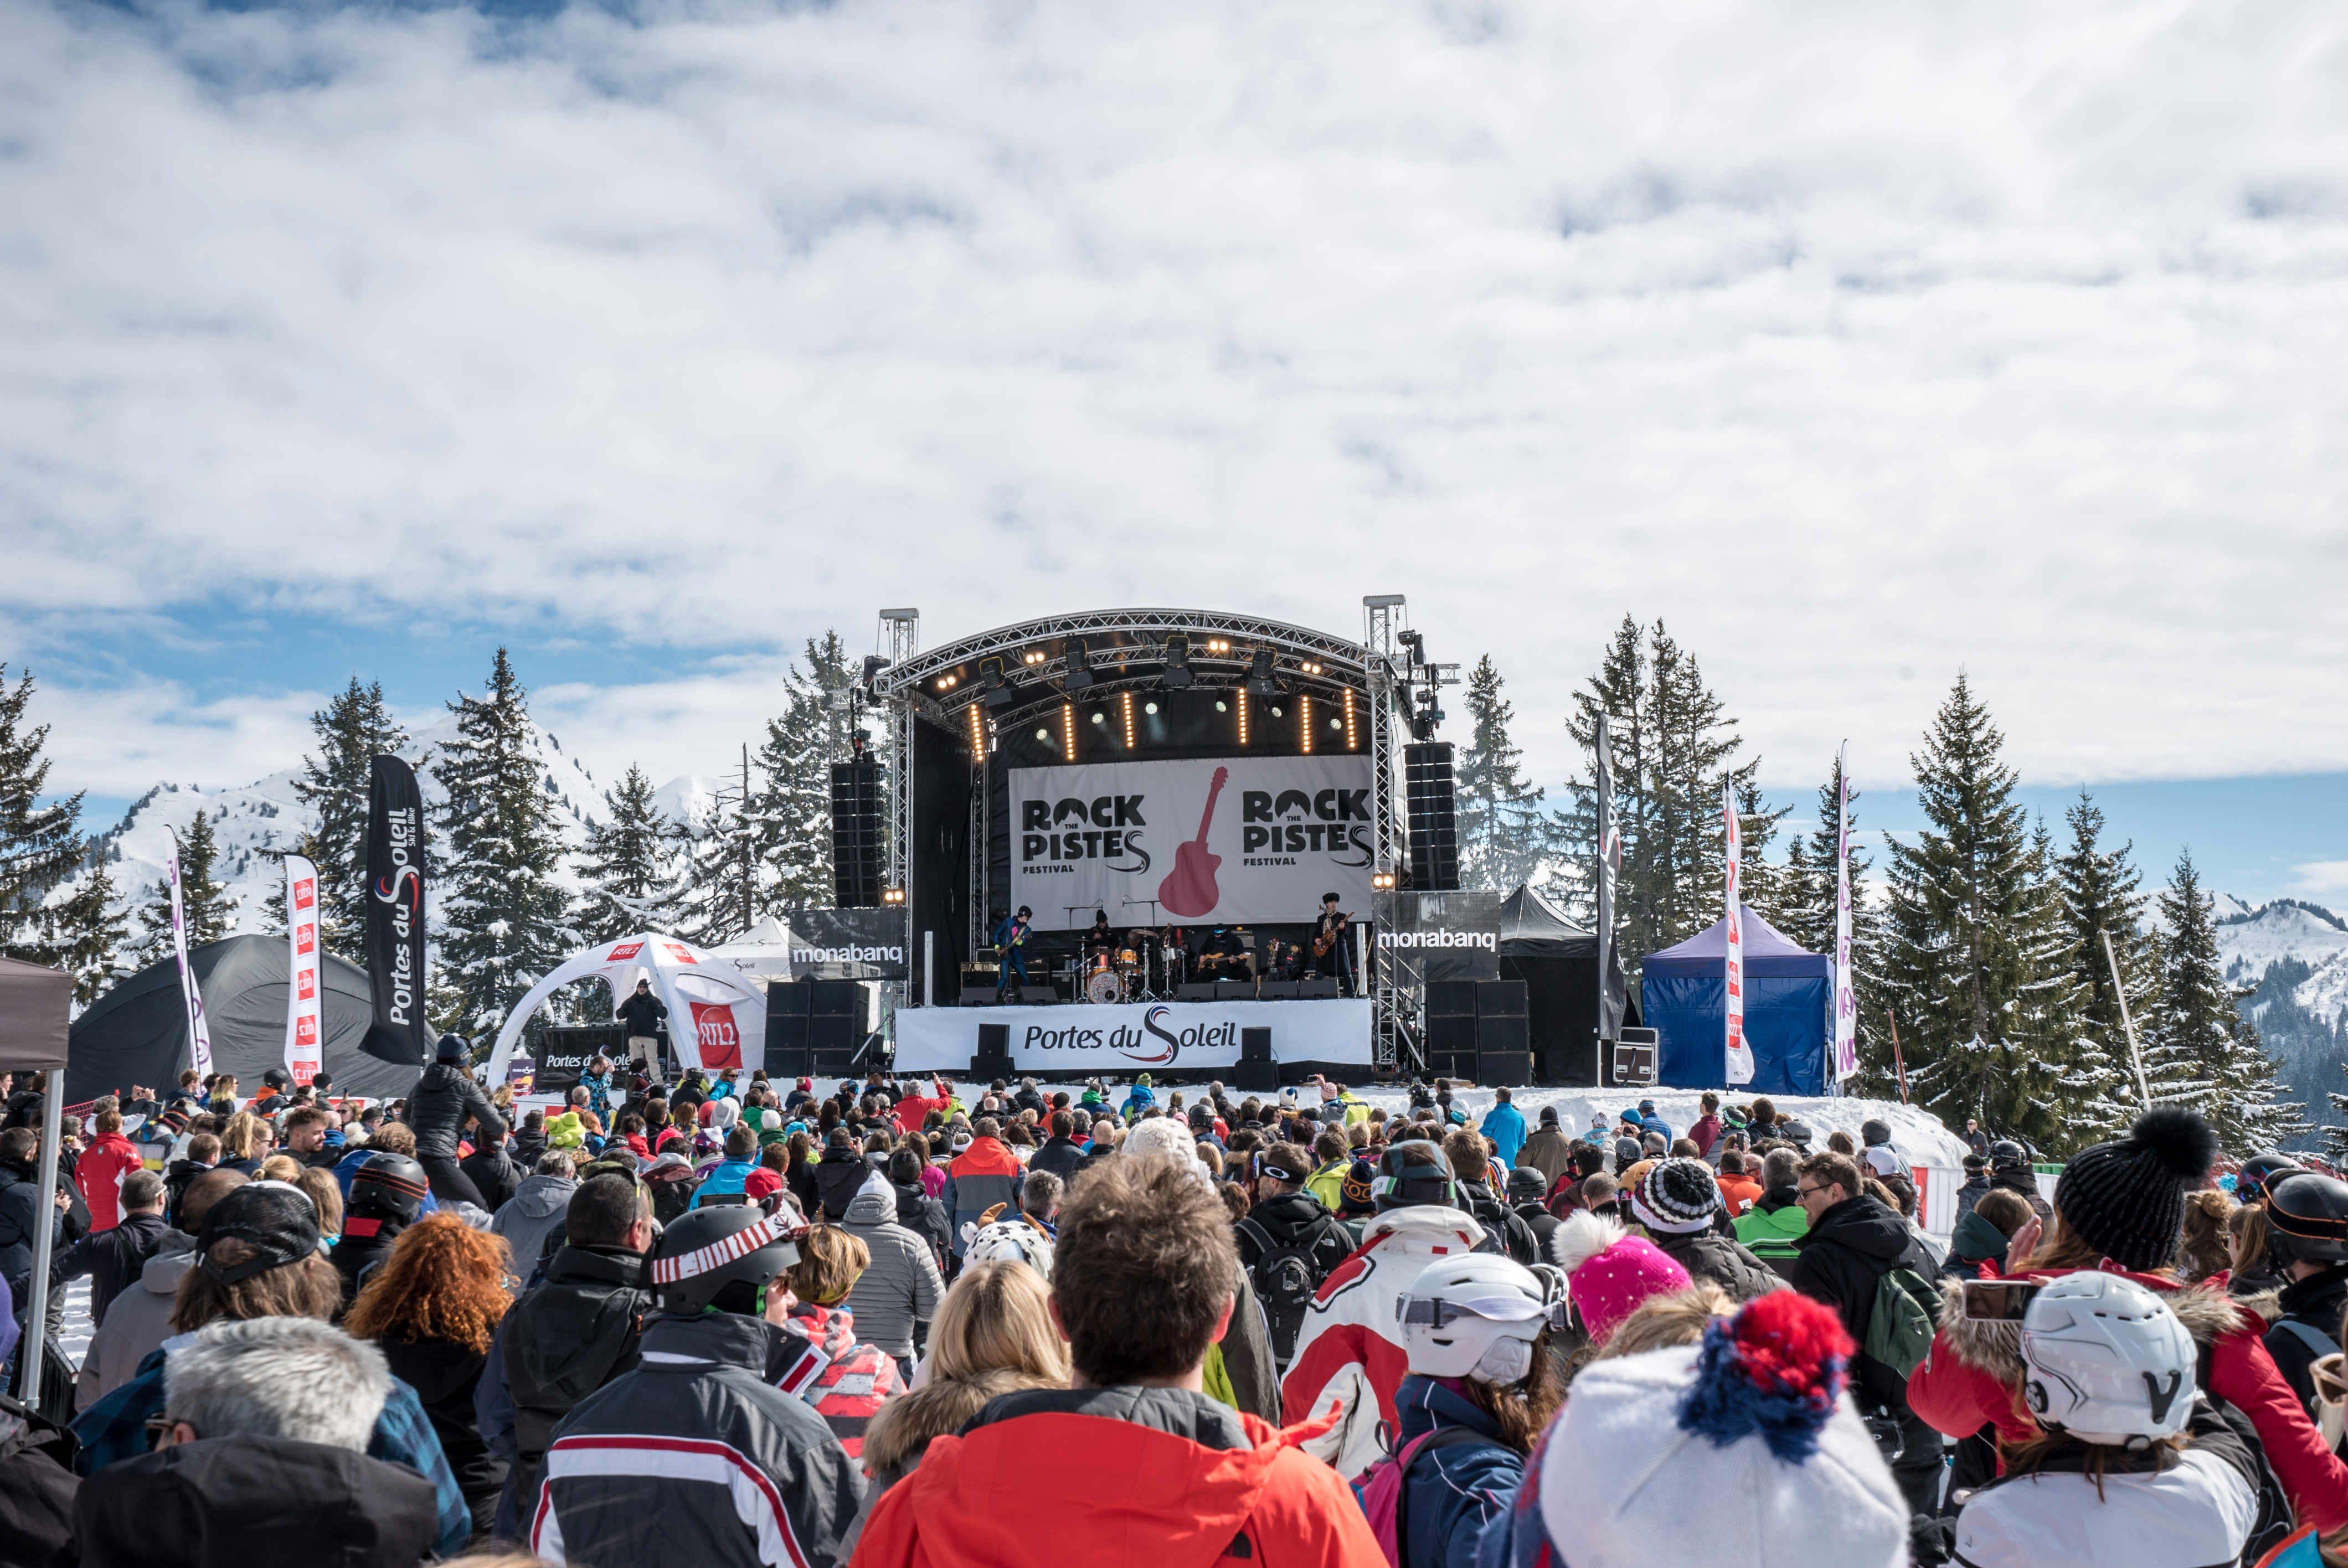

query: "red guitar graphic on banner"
xmin=1158 ymin=766 xmax=1229 ymax=918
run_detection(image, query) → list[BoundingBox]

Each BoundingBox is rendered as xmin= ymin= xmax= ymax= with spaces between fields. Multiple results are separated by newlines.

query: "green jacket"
xmin=1734 ymin=1199 xmax=1810 ymax=1262
xmin=1306 ymin=1160 xmax=1349 ymax=1212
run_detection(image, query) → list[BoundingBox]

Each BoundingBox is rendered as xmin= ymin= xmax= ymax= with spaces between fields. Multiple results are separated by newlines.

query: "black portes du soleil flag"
xmin=364 ymin=754 xmax=430 ymax=1065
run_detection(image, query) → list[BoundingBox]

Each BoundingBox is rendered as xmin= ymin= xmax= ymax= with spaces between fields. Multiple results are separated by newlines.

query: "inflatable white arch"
xmin=486 ymin=931 xmax=767 ymax=1085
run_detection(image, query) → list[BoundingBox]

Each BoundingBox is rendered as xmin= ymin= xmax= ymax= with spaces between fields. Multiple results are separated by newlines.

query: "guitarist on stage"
xmin=992 ymin=905 xmax=1033 ymax=999
xmin=1311 ymin=893 xmax=1355 ymax=996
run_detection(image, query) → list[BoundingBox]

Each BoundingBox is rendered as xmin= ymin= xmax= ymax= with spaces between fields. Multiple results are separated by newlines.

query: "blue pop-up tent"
xmin=1641 ymin=907 xmax=1829 ymax=1095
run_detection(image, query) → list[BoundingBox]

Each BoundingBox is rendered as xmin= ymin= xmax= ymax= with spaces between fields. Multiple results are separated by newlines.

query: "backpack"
xmin=1236 ymin=1216 xmax=1322 ymax=1365
xmin=1864 ymin=1265 xmax=1942 ymax=1380
xmin=1352 ymin=1425 xmax=1485 ymax=1568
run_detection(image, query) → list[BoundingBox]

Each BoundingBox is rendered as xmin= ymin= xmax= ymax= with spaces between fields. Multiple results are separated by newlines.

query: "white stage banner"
xmin=284 ymin=854 xmax=323 ymax=1086
xmin=1010 ymin=755 xmax=1374 ymax=931
xmin=894 ymin=998 xmax=1373 ymax=1073
xmin=1832 ymin=745 xmax=1859 ymax=1081
xmin=1723 ymin=781 xmax=1753 ymax=1085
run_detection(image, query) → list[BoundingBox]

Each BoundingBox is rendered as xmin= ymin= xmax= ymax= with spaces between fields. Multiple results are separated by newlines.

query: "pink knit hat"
xmin=1550 ymin=1210 xmax=1693 ymax=1345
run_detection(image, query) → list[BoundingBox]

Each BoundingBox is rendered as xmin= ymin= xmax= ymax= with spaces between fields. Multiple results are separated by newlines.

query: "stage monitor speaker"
xmin=1015 ymin=986 xmax=1059 ymax=1005
xmin=1476 ymin=1014 xmax=1528 ymax=1056
xmin=1208 ymin=981 xmax=1250 ymax=1002
xmin=1475 ymin=980 xmax=1527 ymax=1018
xmin=1257 ymin=980 xmax=1300 ymax=1000
xmin=829 ymin=760 xmax=885 ymax=907
xmin=960 ymin=986 xmax=1002 ymax=1007
xmin=1478 ymin=1051 xmax=1533 ymax=1086
xmin=1403 ymin=742 xmax=1461 ymax=891
xmin=1426 ymin=1013 xmax=1478 ymax=1058
xmin=1176 ymin=983 xmax=1217 ymax=1002
xmin=1425 ymin=978 xmax=1479 ymax=1019
xmin=1295 ymin=978 xmax=1340 ymax=999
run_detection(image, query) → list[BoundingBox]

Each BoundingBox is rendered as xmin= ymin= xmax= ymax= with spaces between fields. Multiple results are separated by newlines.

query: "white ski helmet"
xmin=2020 ymin=1271 xmax=2196 ymax=1447
xmin=1396 ymin=1254 xmax=1565 ymax=1384
xmin=962 ymin=1218 xmax=1054 ymax=1277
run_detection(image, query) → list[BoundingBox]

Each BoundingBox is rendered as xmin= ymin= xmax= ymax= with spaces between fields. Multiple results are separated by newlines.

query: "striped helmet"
xmin=650 ymin=1205 xmax=804 ymax=1314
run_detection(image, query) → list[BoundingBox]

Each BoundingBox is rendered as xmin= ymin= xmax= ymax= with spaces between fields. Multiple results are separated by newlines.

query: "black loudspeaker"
xmin=1176 ymin=983 xmax=1217 ymax=1002
xmin=1015 ymin=986 xmax=1059 ymax=1005
xmin=764 ymin=987 xmax=811 ymax=1077
xmin=1241 ymin=1027 xmax=1273 ymax=1064
xmin=1403 ymin=742 xmax=1460 ymax=891
xmin=1214 ymin=981 xmax=1255 ymax=1002
xmin=810 ymin=979 xmax=864 ymax=1019
xmin=1258 ymin=981 xmax=1301 ymax=1000
xmin=829 ymin=760 xmax=885 ymax=908
xmin=1426 ymin=1013 xmax=1478 ymax=1057
xmin=960 ymin=986 xmax=1002 ymax=1007
xmin=971 ymin=1023 xmax=1014 ymax=1081
xmin=1478 ymin=1051 xmax=1533 ymax=1085
xmin=1475 ymin=981 xmax=1527 ymax=1018
xmin=1234 ymin=1027 xmax=1279 ymax=1091
xmin=1425 ymin=979 xmax=1479 ymax=1019
xmin=1428 ymin=1051 xmax=1479 ymax=1082
xmin=1477 ymin=1014 xmax=1528 ymax=1056
xmin=1296 ymin=978 xmax=1340 ymax=999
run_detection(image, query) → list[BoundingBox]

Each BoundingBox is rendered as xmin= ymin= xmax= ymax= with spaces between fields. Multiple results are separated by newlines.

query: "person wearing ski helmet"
xmin=1952 ymin=1273 xmax=2263 ymax=1568
xmin=531 ymin=1205 xmax=861 ymax=1568
xmin=1912 ymin=1107 xmax=2348 ymax=1536
xmin=408 ymin=1033 xmax=507 ymax=1208
xmin=1281 ymin=1139 xmax=1492 ymax=1478
xmin=1987 ymin=1138 xmax=2052 ymax=1221
xmin=1373 ymin=1255 xmax=1566 ymax=1568
xmin=2236 ymin=1152 xmax=2303 ymax=1208
xmin=2259 ymin=1169 xmax=2348 ymax=1419
xmin=334 ymin=1152 xmax=429 ymax=1309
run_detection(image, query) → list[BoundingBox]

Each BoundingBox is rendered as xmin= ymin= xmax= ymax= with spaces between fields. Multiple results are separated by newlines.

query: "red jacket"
xmin=894 ymin=1084 xmax=952 ymax=1134
xmin=851 ymin=1392 xmax=1382 ymax=1568
xmin=1688 ymin=1113 xmax=1723 ymax=1156
xmin=76 ymin=1132 xmax=145 ymax=1232
xmin=1908 ymin=1261 xmax=2348 ymax=1532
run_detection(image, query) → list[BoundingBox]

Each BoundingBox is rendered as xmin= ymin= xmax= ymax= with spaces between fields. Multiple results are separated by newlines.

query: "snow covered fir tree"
xmin=276 ymin=677 xmax=411 ymax=960
xmin=435 ymin=648 xmax=580 ymax=1045
xmin=1455 ymin=656 xmax=1547 ymax=891
xmin=134 ymin=809 xmax=238 ymax=958
xmin=0 ymin=664 xmax=120 ymax=1002
xmin=2145 ymin=850 xmax=2305 ymax=1151
xmin=578 ymin=765 xmax=688 ymax=943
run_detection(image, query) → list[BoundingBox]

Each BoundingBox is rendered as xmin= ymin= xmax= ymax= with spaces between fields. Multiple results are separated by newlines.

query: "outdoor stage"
xmin=893 ymin=997 xmax=1373 ymax=1076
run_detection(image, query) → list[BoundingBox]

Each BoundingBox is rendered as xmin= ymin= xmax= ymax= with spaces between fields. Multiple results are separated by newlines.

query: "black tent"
xmin=68 ymin=935 xmax=423 ymax=1105
xmin=1493 ymin=885 xmax=1638 ymax=1087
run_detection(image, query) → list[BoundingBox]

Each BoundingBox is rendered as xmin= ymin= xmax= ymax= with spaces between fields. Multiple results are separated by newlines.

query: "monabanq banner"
xmin=364 ymin=754 xmax=430 ymax=1065
xmin=1008 ymin=755 xmax=1374 ymax=931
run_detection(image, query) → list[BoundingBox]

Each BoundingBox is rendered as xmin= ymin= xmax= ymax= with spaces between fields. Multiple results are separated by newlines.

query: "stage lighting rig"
xmin=980 ymin=656 xmax=1018 ymax=711
xmin=1063 ymin=638 xmax=1099 ymax=692
xmin=1245 ymin=648 xmax=1286 ymax=698
xmin=1160 ymin=633 xmax=1195 ymax=689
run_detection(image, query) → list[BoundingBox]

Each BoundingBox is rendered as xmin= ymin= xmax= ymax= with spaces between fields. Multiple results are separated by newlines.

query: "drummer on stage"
xmin=1081 ymin=910 xmax=1119 ymax=964
xmin=1313 ymin=893 xmax=1355 ymax=996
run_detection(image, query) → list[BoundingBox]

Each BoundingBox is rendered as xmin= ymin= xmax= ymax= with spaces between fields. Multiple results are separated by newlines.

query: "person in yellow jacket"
xmin=1304 ymin=1126 xmax=1352 ymax=1211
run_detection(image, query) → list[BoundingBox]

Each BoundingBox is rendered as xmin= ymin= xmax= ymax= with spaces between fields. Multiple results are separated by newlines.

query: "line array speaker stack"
xmin=1403 ymin=742 xmax=1460 ymax=891
xmin=809 ymin=979 xmax=866 ymax=1079
xmin=764 ymin=982 xmax=811 ymax=1079
xmin=829 ymin=760 xmax=885 ymax=908
xmin=1475 ymin=979 xmax=1531 ymax=1086
xmin=1424 ymin=978 xmax=1479 ymax=1082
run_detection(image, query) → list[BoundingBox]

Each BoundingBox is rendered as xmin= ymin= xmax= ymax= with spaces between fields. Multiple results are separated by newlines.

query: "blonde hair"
xmin=219 ymin=1112 xmax=270 ymax=1159
xmin=1594 ymin=1282 xmax=1736 ymax=1361
xmin=786 ymin=1225 xmax=870 ymax=1306
xmin=2177 ymin=1190 xmax=2232 ymax=1282
xmin=258 ymin=1155 xmax=302 ymax=1184
xmin=929 ymin=1260 xmax=1071 ymax=1385
xmin=292 ymin=1167 xmax=344 ymax=1237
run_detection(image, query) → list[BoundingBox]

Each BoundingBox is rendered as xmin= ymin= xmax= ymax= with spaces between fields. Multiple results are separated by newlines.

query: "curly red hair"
xmin=344 ymin=1213 xmax=512 ymax=1354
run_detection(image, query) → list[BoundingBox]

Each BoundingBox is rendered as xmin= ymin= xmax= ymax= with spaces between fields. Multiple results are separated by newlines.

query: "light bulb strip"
xmin=967 ymin=703 xmax=986 ymax=762
xmin=1345 ymin=688 xmax=1358 ymax=750
xmin=1301 ymin=694 xmax=1313 ymax=753
xmin=1062 ymin=702 xmax=1077 ymax=762
xmin=1238 ymin=687 xmax=1249 ymax=746
xmin=1121 ymin=690 xmax=1136 ymax=749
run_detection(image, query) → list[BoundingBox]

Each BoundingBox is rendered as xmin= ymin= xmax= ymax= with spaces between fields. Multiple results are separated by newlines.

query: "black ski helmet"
xmin=1374 ymin=1140 xmax=1459 ymax=1212
xmin=1989 ymin=1139 xmax=2030 ymax=1170
xmin=348 ymin=1153 xmax=430 ymax=1223
xmin=2238 ymin=1153 xmax=2304 ymax=1206
xmin=2264 ymin=1170 xmax=2348 ymax=1265
xmin=650 ymin=1204 xmax=802 ymax=1314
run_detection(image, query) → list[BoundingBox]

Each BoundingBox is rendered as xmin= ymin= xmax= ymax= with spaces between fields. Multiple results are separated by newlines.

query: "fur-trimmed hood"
xmin=1935 ymin=1265 xmax=2251 ymax=1384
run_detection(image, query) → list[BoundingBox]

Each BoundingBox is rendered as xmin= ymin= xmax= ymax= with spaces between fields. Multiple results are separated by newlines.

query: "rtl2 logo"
xmin=295 ymin=1015 xmax=320 ymax=1048
xmin=689 ymin=1002 xmax=742 ymax=1070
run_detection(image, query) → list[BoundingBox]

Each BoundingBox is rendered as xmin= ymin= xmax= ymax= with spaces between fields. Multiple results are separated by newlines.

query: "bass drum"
xmin=1084 ymin=968 xmax=1125 ymax=1005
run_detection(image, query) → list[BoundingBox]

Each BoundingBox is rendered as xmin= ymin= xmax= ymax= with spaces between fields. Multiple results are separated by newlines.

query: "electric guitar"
xmin=1158 ymin=767 xmax=1228 ymax=918
xmin=1313 ymin=912 xmax=1351 ymax=958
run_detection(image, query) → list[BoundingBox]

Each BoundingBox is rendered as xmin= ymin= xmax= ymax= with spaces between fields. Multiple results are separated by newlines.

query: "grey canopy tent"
xmin=0 ymin=956 xmax=73 ymax=1404
xmin=66 ymin=934 xmax=424 ymax=1105
xmin=1493 ymin=885 xmax=1636 ymax=1087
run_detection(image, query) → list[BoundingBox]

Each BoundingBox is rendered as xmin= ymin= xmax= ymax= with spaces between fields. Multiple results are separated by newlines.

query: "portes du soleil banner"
xmin=365 ymin=754 xmax=430 ymax=1064
xmin=1009 ymin=755 xmax=1376 ymax=930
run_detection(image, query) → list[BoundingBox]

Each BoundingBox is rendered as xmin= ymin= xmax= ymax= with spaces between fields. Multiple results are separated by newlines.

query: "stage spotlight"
xmin=881 ymin=886 xmax=906 ymax=906
xmin=981 ymin=656 xmax=1018 ymax=711
xmin=1035 ymin=728 xmax=1051 ymax=742
xmin=1214 ymin=700 xmax=1228 ymax=713
xmin=1090 ymin=710 xmax=1106 ymax=725
xmin=1372 ymin=869 xmax=1397 ymax=891
xmin=861 ymin=655 xmax=892 ymax=692
xmin=1246 ymin=648 xmax=1285 ymax=698
xmin=1063 ymin=638 xmax=1098 ymax=692
xmin=1144 ymin=700 xmax=1159 ymax=715
xmin=1160 ymin=633 xmax=1195 ymax=689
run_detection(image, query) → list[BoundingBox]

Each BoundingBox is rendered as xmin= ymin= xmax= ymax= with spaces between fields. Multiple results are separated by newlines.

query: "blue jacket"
xmin=1386 ymin=1374 xmax=1525 ymax=1568
xmin=1640 ymin=1113 xmax=1674 ymax=1144
xmin=691 ymin=1157 xmax=760 ymax=1208
xmin=1480 ymin=1103 xmax=1527 ymax=1165
xmin=1119 ymin=1085 xmax=1157 ymax=1121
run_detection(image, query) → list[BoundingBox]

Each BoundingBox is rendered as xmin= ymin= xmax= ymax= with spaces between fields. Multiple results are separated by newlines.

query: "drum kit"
xmin=1080 ymin=936 xmax=1169 ymax=1004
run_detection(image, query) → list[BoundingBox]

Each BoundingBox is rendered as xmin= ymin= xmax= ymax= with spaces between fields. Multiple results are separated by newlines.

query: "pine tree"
xmin=2049 ymin=792 xmax=2154 ymax=1137
xmin=1550 ymin=618 xmax=1759 ymax=972
xmin=289 ymin=678 xmax=410 ymax=960
xmin=578 ymin=766 xmax=687 ymax=942
xmin=54 ymin=858 xmax=126 ymax=1004
xmin=0 ymin=665 xmax=97 ymax=972
xmin=1879 ymin=675 xmax=2080 ymax=1149
xmin=138 ymin=809 xmax=238 ymax=955
xmin=2148 ymin=850 xmax=2305 ymax=1152
xmin=1456 ymin=655 xmax=1547 ymax=891
xmin=435 ymin=649 xmax=578 ymax=1040
xmin=684 ymin=752 xmax=764 ymax=946
xmin=1778 ymin=756 xmax=1897 ymax=1092
xmin=1732 ymin=779 xmax=1794 ymax=931
xmin=752 ymin=631 xmax=858 ymax=910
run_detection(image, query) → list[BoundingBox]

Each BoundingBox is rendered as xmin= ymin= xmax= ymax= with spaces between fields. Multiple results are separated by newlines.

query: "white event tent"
xmin=486 ymin=931 xmax=767 ymax=1084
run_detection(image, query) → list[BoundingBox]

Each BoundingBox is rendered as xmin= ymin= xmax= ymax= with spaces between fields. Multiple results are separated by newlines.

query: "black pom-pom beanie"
xmin=2053 ymin=1107 xmax=2221 ymax=1271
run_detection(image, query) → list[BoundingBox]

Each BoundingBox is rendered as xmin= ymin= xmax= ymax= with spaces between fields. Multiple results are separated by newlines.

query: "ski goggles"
xmin=1960 ymin=1278 xmax=2042 ymax=1322
xmin=1399 ymin=1295 xmax=1570 ymax=1334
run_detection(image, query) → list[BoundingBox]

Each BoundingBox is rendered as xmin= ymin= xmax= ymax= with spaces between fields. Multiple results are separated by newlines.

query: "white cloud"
xmin=3 ymin=0 xmax=2346 ymax=795
xmin=2293 ymin=862 xmax=2348 ymax=897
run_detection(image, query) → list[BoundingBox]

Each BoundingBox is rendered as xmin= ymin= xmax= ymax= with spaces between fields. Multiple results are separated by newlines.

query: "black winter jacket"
xmin=1651 ymin=1227 xmax=1785 ymax=1303
xmin=379 ymin=1330 xmax=507 ymax=1534
xmin=813 ymin=1146 xmax=870 ymax=1222
xmin=406 ymin=1062 xmax=507 ymax=1163
xmin=0 ymin=1155 xmax=63 ymax=1304
xmin=1028 ymin=1136 xmax=1085 ymax=1184
xmin=74 ymin=1433 xmax=440 ymax=1568
xmin=500 ymin=1244 xmax=650 ymax=1517
xmin=2265 ymin=1262 xmax=2348 ymax=1421
xmin=50 ymin=1210 xmax=174 ymax=1326
xmin=1785 ymin=1193 xmax=1935 ymax=1412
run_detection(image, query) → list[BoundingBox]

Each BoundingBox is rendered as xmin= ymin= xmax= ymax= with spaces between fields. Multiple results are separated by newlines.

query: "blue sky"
xmin=6 ymin=0 xmax=2345 ymax=910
